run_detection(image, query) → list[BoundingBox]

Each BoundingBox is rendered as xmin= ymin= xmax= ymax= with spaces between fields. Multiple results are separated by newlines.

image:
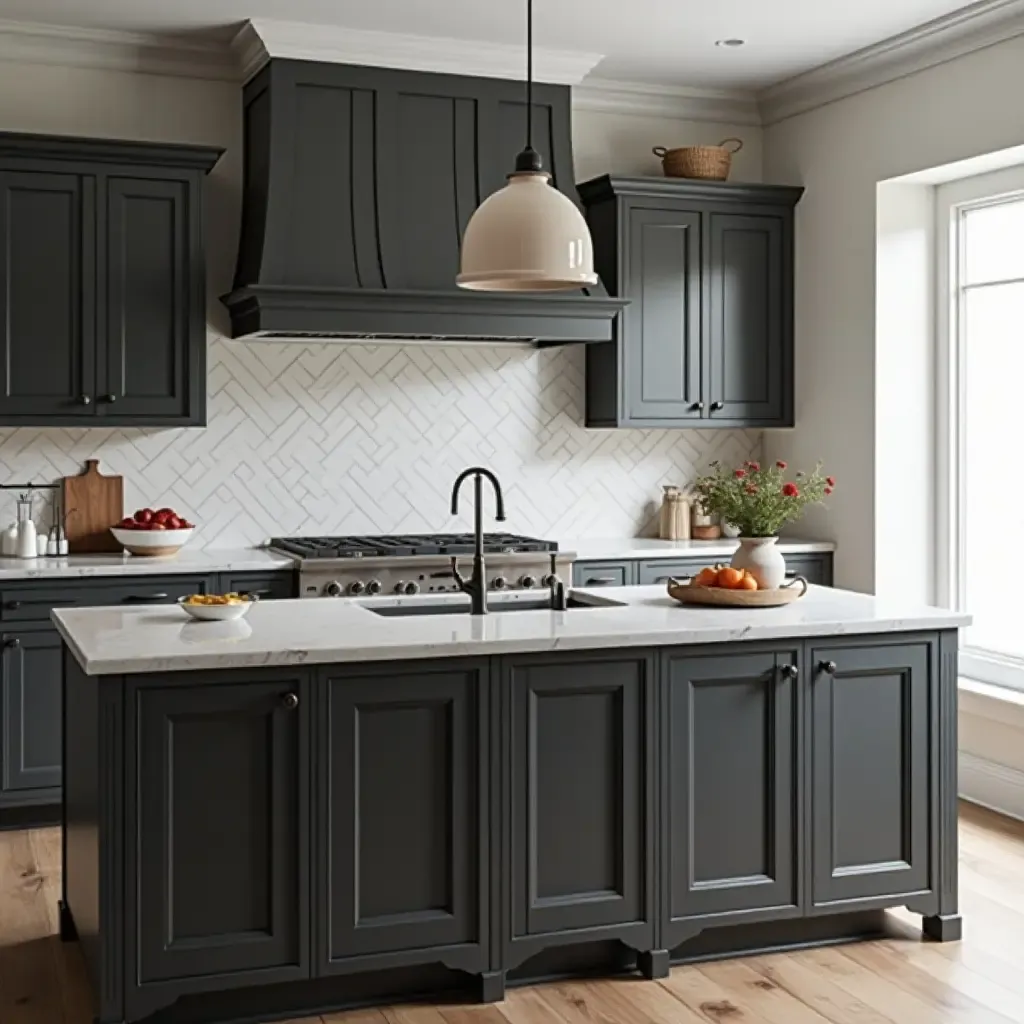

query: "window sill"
xmin=959 ymin=677 xmax=1024 ymax=729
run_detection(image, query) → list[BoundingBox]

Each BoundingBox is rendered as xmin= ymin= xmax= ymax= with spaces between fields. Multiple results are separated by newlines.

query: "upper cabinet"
xmin=578 ymin=177 xmax=803 ymax=429
xmin=0 ymin=133 xmax=222 ymax=427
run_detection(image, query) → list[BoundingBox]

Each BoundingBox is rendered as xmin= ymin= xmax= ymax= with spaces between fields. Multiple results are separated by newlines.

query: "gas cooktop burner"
xmin=270 ymin=533 xmax=558 ymax=559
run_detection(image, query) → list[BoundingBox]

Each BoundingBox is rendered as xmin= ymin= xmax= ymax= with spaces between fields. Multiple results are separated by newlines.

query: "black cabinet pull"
xmin=100 ymin=393 xmax=117 ymax=403
xmin=710 ymin=401 xmax=725 ymax=412
xmin=80 ymin=395 xmax=92 ymax=406
xmin=121 ymin=593 xmax=169 ymax=604
xmin=689 ymin=401 xmax=705 ymax=412
xmin=820 ymin=660 xmax=838 ymax=675
xmin=4 ymin=637 xmax=20 ymax=649
xmin=281 ymin=692 xmax=299 ymax=710
xmin=779 ymin=664 xmax=799 ymax=680
xmin=585 ymin=577 xmax=617 ymax=586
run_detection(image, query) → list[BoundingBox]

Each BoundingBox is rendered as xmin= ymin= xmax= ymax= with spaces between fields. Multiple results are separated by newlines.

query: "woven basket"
xmin=652 ymin=138 xmax=743 ymax=181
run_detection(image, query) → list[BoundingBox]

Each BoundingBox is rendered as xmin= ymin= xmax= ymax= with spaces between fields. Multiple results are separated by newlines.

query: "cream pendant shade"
xmin=457 ymin=171 xmax=598 ymax=292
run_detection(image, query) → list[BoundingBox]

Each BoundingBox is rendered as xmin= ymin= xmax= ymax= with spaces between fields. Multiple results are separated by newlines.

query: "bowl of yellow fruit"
xmin=177 ymin=592 xmax=256 ymax=622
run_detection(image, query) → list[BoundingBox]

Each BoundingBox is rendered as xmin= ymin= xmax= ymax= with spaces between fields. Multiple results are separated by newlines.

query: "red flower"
xmin=782 ymin=482 xmax=800 ymax=497
xmin=825 ymin=487 xmax=833 ymax=496
xmin=826 ymin=476 xmax=836 ymax=487
xmin=776 ymin=460 xmax=787 ymax=469
xmin=748 ymin=461 xmax=760 ymax=471
xmin=745 ymin=484 xmax=758 ymax=495
xmin=734 ymin=469 xmax=746 ymax=478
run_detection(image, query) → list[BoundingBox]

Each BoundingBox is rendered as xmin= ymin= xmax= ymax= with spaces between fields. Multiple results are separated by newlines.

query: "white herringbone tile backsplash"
xmin=0 ymin=339 xmax=760 ymax=548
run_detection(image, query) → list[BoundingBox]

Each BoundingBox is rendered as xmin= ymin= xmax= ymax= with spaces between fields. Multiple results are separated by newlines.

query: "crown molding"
xmin=573 ymin=76 xmax=760 ymax=125
xmin=232 ymin=18 xmax=603 ymax=86
xmin=0 ymin=17 xmax=235 ymax=80
xmin=759 ymin=0 xmax=1024 ymax=125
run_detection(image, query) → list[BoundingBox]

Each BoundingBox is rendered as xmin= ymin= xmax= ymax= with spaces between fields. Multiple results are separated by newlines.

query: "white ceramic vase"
xmin=731 ymin=536 xmax=786 ymax=590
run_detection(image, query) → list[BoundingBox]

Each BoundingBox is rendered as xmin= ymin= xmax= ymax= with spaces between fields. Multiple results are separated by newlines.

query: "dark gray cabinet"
xmin=663 ymin=647 xmax=800 ymax=942
xmin=218 ymin=571 xmax=296 ymax=601
xmin=578 ymin=177 xmax=803 ymax=429
xmin=572 ymin=560 xmax=636 ymax=587
xmin=810 ymin=641 xmax=931 ymax=906
xmin=504 ymin=651 xmax=655 ymax=967
xmin=127 ymin=674 xmax=309 ymax=1006
xmin=1 ymin=626 xmax=63 ymax=806
xmin=318 ymin=661 xmax=487 ymax=974
xmin=0 ymin=133 xmax=221 ymax=427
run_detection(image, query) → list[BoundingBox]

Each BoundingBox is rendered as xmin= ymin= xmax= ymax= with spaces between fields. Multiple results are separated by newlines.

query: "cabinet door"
xmin=319 ymin=662 xmax=486 ymax=970
xmin=572 ymin=560 xmax=635 ymax=588
xmin=0 ymin=628 xmax=62 ymax=803
xmin=623 ymin=208 xmax=703 ymax=423
xmin=130 ymin=678 xmax=308 ymax=988
xmin=810 ymin=642 xmax=931 ymax=906
xmin=100 ymin=176 xmax=202 ymax=423
xmin=637 ymin=559 xmax=709 ymax=585
xmin=0 ymin=170 xmax=95 ymax=420
xmin=508 ymin=652 xmax=653 ymax=939
xmin=664 ymin=648 xmax=799 ymax=941
xmin=706 ymin=213 xmax=788 ymax=424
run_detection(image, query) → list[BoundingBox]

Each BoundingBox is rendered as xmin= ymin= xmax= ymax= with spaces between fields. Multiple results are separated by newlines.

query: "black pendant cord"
xmin=515 ymin=0 xmax=543 ymax=173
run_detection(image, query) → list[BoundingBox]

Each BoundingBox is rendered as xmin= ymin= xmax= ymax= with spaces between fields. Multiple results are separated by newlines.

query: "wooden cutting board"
xmin=62 ymin=459 xmax=124 ymax=553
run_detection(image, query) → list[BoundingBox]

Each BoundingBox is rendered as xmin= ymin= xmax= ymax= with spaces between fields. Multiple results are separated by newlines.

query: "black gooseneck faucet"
xmin=450 ymin=467 xmax=506 ymax=615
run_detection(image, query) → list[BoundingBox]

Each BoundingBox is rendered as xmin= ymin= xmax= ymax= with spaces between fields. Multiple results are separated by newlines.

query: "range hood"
xmin=222 ymin=58 xmax=624 ymax=344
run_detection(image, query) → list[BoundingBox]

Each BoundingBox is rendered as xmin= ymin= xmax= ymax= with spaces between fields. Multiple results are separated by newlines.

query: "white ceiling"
xmin=0 ymin=0 xmax=986 ymax=89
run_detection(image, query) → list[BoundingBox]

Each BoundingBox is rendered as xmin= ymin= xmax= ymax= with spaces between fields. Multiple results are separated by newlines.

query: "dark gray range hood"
xmin=222 ymin=59 xmax=624 ymax=344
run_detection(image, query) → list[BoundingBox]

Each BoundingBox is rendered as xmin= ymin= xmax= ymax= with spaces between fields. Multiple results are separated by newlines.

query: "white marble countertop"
xmin=566 ymin=537 xmax=836 ymax=561
xmin=53 ymin=584 xmax=968 ymax=676
xmin=0 ymin=548 xmax=296 ymax=580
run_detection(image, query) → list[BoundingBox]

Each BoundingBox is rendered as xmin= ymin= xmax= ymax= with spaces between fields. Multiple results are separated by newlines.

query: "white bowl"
xmin=177 ymin=595 xmax=255 ymax=621
xmin=111 ymin=526 xmax=194 ymax=557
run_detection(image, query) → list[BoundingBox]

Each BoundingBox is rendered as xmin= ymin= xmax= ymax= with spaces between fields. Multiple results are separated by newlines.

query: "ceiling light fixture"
xmin=456 ymin=0 xmax=597 ymax=292
xmin=715 ymin=38 xmax=746 ymax=47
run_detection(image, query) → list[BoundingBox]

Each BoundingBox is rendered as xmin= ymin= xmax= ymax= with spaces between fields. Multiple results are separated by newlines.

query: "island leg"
xmin=478 ymin=970 xmax=506 ymax=1003
xmin=638 ymin=949 xmax=670 ymax=979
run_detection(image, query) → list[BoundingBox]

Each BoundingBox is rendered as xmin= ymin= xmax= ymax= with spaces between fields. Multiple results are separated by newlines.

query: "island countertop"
xmin=52 ymin=585 xmax=970 ymax=676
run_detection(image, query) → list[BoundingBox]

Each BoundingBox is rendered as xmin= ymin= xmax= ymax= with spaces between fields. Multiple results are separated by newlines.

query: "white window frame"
xmin=937 ymin=165 xmax=1024 ymax=691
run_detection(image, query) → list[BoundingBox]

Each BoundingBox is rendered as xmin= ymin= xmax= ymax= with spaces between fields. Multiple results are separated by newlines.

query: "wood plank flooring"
xmin=2 ymin=802 xmax=1022 ymax=1024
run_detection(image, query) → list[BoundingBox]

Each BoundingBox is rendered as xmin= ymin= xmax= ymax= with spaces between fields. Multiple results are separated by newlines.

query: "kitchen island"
xmin=53 ymin=585 xmax=968 ymax=1024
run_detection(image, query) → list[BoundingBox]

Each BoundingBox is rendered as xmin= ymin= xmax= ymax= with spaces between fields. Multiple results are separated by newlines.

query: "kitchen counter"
xmin=0 ymin=547 xmax=296 ymax=579
xmin=54 ymin=583 xmax=967 ymax=676
xmin=566 ymin=536 xmax=835 ymax=561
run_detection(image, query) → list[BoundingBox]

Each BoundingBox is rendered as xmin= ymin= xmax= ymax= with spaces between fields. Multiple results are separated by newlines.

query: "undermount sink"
xmin=366 ymin=594 xmax=624 ymax=618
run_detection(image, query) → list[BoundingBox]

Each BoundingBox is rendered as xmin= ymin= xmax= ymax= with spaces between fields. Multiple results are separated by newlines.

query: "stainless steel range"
xmin=271 ymin=534 xmax=573 ymax=599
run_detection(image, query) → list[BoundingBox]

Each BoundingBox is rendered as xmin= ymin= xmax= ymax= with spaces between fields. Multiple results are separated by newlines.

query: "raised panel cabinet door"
xmin=0 ymin=628 xmax=62 ymax=801
xmin=319 ymin=662 xmax=486 ymax=969
xmin=810 ymin=642 xmax=931 ymax=906
xmin=509 ymin=652 xmax=652 ymax=938
xmin=131 ymin=678 xmax=308 ymax=987
xmin=706 ymin=213 xmax=787 ymax=424
xmin=101 ymin=175 xmax=202 ymax=422
xmin=0 ymin=170 xmax=95 ymax=420
xmin=624 ymin=208 xmax=703 ymax=423
xmin=664 ymin=648 xmax=799 ymax=941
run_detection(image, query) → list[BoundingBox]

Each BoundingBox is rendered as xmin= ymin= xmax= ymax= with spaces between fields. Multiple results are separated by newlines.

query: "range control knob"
xmin=542 ymin=573 xmax=560 ymax=588
xmin=519 ymin=575 xmax=538 ymax=589
xmin=403 ymin=581 xmax=420 ymax=595
xmin=365 ymin=579 xmax=382 ymax=595
xmin=347 ymin=580 xmax=366 ymax=596
xmin=394 ymin=581 xmax=408 ymax=595
xmin=491 ymin=576 xmax=508 ymax=590
xmin=325 ymin=581 xmax=344 ymax=597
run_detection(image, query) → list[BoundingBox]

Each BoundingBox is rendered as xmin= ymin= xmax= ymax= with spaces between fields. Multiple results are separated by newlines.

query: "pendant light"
xmin=457 ymin=0 xmax=598 ymax=292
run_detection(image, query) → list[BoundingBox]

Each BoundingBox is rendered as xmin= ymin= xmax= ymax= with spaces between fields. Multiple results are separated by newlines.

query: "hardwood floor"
xmin=2 ymin=802 xmax=1022 ymax=1024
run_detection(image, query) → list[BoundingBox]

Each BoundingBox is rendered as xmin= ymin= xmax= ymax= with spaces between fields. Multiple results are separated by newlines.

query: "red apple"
xmin=149 ymin=522 xmax=167 ymax=531
xmin=134 ymin=508 xmax=153 ymax=524
xmin=117 ymin=518 xmax=136 ymax=530
xmin=156 ymin=507 xmax=175 ymax=518
xmin=165 ymin=515 xmax=182 ymax=529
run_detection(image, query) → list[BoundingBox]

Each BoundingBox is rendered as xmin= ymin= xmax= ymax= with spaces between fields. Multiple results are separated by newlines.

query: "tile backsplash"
xmin=0 ymin=339 xmax=760 ymax=547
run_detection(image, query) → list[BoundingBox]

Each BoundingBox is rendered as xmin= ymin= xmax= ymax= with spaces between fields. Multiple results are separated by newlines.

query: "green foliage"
xmin=694 ymin=460 xmax=833 ymax=537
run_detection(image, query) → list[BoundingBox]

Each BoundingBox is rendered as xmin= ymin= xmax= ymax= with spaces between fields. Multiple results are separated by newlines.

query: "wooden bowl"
xmin=667 ymin=576 xmax=808 ymax=608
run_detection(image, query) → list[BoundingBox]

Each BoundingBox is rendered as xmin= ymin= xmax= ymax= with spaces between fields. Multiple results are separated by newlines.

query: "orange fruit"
xmin=737 ymin=572 xmax=758 ymax=591
xmin=693 ymin=567 xmax=719 ymax=587
xmin=716 ymin=567 xmax=746 ymax=589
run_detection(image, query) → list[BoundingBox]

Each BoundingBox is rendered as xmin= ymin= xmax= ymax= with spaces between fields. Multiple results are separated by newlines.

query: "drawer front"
xmin=637 ymin=559 xmax=709 ymax=585
xmin=1 ymin=575 xmax=215 ymax=620
xmin=784 ymin=555 xmax=832 ymax=587
xmin=219 ymin=571 xmax=296 ymax=601
xmin=572 ymin=561 xmax=635 ymax=588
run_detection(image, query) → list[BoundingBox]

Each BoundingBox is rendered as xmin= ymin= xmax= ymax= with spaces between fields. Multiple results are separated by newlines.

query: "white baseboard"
xmin=959 ymin=752 xmax=1024 ymax=822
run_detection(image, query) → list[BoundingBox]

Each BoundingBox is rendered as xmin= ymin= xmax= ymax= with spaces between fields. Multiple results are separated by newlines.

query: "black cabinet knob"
xmin=100 ymin=393 xmax=117 ymax=403
xmin=80 ymin=395 xmax=92 ymax=406
xmin=779 ymin=664 xmax=798 ymax=680
xmin=281 ymin=692 xmax=299 ymax=710
xmin=820 ymin=660 xmax=838 ymax=675
xmin=4 ymin=637 xmax=20 ymax=649
xmin=710 ymin=401 xmax=725 ymax=412
xmin=689 ymin=402 xmax=705 ymax=412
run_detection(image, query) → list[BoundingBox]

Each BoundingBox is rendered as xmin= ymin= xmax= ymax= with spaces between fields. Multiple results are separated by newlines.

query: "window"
xmin=939 ymin=168 xmax=1024 ymax=690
